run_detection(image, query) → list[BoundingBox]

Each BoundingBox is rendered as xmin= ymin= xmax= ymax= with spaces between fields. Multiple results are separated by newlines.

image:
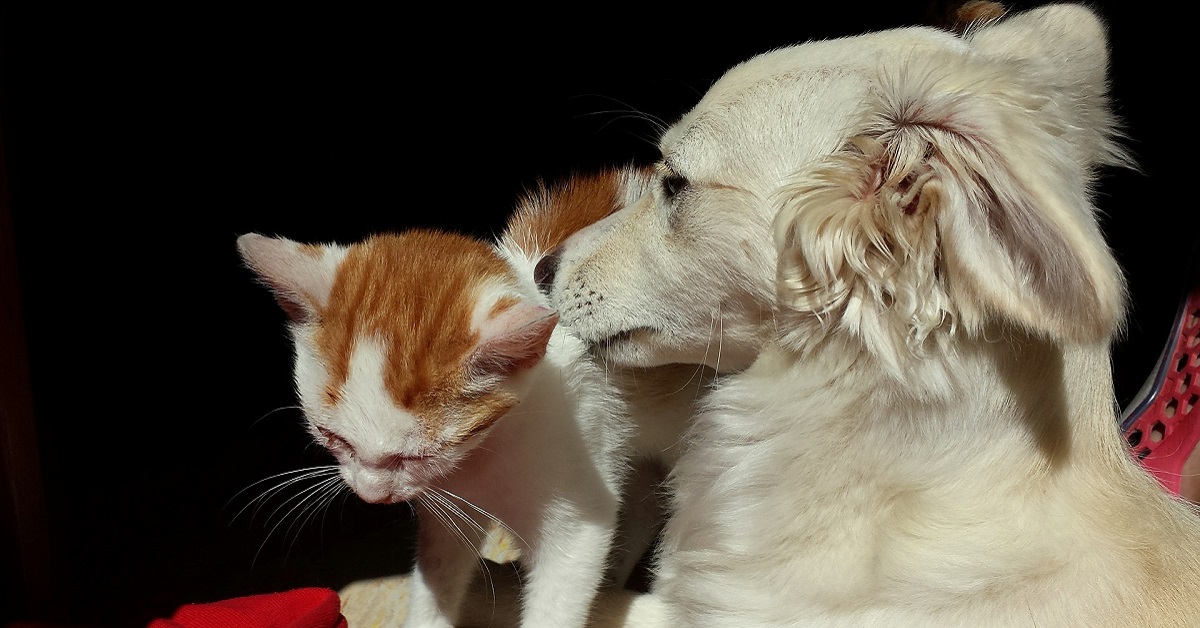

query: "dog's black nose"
xmin=534 ymin=251 xmax=559 ymax=293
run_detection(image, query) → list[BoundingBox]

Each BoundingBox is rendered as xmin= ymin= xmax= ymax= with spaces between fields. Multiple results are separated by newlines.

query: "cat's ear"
xmin=236 ymin=233 xmax=347 ymax=322
xmin=468 ymin=303 xmax=559 ymax=377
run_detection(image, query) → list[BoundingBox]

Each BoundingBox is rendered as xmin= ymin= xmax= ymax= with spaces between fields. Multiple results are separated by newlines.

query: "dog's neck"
xmin=775 ymin=326 xmax=1130 ymax=476
xmin=712 ymin=328 xmax=1200 ymax=621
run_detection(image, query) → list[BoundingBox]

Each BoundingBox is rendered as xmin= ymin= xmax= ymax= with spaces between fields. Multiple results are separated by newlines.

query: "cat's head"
xmin=238 ymin=230 xmax=557 ymax=504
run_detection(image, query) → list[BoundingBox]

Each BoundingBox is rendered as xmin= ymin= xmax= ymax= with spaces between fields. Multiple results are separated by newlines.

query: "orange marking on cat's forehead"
xmin=505 ymin=167 xmax=650 ymax=257
xmin=316 ymin=230 xmax=516 ymax=435
xmin=488 ymin=295 xmax=520 ymax=318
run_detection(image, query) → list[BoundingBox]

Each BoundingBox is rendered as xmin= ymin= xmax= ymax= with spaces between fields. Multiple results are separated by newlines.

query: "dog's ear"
xmin=966 ymin=3 xmax=1124 ymax=170
xmin=774 ymin=4 xmax=1129 ymax=356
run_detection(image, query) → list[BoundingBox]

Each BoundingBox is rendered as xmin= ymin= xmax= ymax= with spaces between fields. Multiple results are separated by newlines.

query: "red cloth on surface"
xmin=147 ymin=587 xmax=348 ymax=628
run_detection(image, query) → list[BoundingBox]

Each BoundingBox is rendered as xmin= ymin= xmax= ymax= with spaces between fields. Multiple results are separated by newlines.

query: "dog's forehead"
xmin=662 ymin=27 xmax=966 ymax=185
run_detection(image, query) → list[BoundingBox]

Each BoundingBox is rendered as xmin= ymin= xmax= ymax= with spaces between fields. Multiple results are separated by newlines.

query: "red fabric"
xmin=147 ymin=587 xmax=348 ymax=628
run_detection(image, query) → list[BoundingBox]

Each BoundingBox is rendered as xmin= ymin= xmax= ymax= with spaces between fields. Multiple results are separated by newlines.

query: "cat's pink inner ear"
xmin=469 ymin=304 xmax=559 ymax=377
xmin=236 ymin=233 xmax=337 ymax=322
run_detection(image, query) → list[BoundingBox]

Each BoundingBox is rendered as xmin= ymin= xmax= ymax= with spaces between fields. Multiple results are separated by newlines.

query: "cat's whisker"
xmin=235 ymin=472 xmax=340 ymax=528
xmin=303 ymin=441 xmax=327 ymax=457
xmin=335 ymin=488 xmax=354 ymax=530
xmin=285 ymin=476 xmax=347 ymax=544
xmin=417 ymin=495 xmax=466 ymax=551
xmin=226 ymin=465 xmax=341 ymax=524
xmin=283 ymin=479 xmax=349 ymax=564
xmin=248 ymin=404 xmax=305 ymax=429
xmin=261 ymin=475 xmax=342 ymax=531
xmin=426 ymin=490 xmax=505 ymax=606
xmin=226 ymin=465 xmax=339 ymax=508
xmin=433 ymin=488 xmax=527 ymax=590
xmin=434 ymin=487 xmax=530 ymax=552
xmin=306 ymin=481 xmax=347 ymax=543
xmin=418 ymin=494 xmax=498 ymax=607
xmin=252 ymin=475 xmax=345 ymax=568
xmin=426 ymin=491 xmax=489 ymax=540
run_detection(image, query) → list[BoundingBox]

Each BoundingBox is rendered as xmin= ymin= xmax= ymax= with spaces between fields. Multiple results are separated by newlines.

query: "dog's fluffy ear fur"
xmin=774 ymin=4 xmax=1130 ymax=367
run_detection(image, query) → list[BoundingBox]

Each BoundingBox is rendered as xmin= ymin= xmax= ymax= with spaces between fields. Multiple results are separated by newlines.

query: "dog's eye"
xmin=662 ymin=173 xmax=688 ymax=199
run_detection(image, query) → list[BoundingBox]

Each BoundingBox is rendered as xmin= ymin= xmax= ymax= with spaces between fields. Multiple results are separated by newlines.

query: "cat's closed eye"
xmin=317 ymin=426 xmax=352 ymax=456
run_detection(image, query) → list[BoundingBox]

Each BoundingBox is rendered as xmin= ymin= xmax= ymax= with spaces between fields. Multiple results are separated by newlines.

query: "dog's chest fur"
xmin=664 ymin=333 xmax=1198 ymax=626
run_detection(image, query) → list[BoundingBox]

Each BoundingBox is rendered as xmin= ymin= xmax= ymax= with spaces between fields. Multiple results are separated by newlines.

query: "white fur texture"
xmin=396 ymin=320 xmax=633 ymax=628
xmin=546 ymin=4 xmax=1200 ymax=627
xmin=240 ymin=231 xmax=641 ymax=628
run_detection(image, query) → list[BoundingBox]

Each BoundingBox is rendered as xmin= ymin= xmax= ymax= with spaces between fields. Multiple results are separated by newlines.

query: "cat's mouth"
xmin=351 ymin=481 xmax=427 ymax=505
xmin=344 ymin=457 xmax=448 ymax=505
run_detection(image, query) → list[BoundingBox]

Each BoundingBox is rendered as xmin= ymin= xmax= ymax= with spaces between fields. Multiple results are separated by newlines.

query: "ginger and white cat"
xmin=238 ymin=167 xmax=690 ymax=627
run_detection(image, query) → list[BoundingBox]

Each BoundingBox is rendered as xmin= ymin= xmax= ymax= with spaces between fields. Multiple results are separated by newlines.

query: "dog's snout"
xmin=535 ymin=250 xmax=559 ymax=293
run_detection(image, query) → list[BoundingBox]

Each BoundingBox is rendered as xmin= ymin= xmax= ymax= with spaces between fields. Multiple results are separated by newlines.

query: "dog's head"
xmin=544 ymin=3 xmax=1127 ymax=374
xmin=773 ymin=3 xmax=1129 ymax=376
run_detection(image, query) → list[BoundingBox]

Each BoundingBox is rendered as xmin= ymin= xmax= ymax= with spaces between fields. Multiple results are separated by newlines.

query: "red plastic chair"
xmin=1121 ymin=280 xmax=1200 ymax=501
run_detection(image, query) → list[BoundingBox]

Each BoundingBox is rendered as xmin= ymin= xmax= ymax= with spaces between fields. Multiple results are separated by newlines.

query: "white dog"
xmin=545 ymin=3 xmax=1200 ymax=626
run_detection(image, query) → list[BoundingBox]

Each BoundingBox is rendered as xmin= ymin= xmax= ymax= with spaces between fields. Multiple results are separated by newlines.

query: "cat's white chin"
xmin=347 ymin=478 xmax=426 ymax=505
xmin=354 ymin=486 xmax=419 ymax=505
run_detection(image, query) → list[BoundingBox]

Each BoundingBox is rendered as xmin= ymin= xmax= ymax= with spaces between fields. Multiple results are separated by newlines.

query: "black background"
xmin=0 ymin=3 xmax=1190 ymax=626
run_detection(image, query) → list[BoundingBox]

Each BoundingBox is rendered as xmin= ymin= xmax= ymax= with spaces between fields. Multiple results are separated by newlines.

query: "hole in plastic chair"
xmin=1138 ymin=448 xmax=1151 ymax=460
xmin=1188 ymin=394 xmax=1199 ymax=415
xmin=1128 ymin=429 xmax=1143 ymax=447
xmin=1150 ymin=422 xmax=1166 ymax=443
xmin=1180 ymin=373 xmax=1192 ymax=394
xmin=1178 ymin=354 xmax=1188 ymax=372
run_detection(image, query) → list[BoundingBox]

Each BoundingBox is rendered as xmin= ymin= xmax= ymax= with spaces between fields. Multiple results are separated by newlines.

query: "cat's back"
xmin=500 ymin=166 xmax=653 ymax=265
xmin=493 ymin=165 xmax=650 ymax=398
xmin=493 ymin=176 xmax=643 ymax=466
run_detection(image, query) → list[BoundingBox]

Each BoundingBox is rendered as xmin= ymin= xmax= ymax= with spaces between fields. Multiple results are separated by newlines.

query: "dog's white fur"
xmin=548 ymin=4 xmax=1200 ymax=626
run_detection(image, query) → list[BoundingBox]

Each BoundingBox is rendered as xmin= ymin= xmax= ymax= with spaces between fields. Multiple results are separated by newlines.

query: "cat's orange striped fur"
xmin=238 ymin=165 xmax=692 ymax=628
xmin=315 ymin=231 xmax=522 ymax=438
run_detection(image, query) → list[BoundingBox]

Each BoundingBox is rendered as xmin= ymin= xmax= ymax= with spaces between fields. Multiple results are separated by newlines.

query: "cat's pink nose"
xmin=353 ymin=483 xmax=401 ymax=504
